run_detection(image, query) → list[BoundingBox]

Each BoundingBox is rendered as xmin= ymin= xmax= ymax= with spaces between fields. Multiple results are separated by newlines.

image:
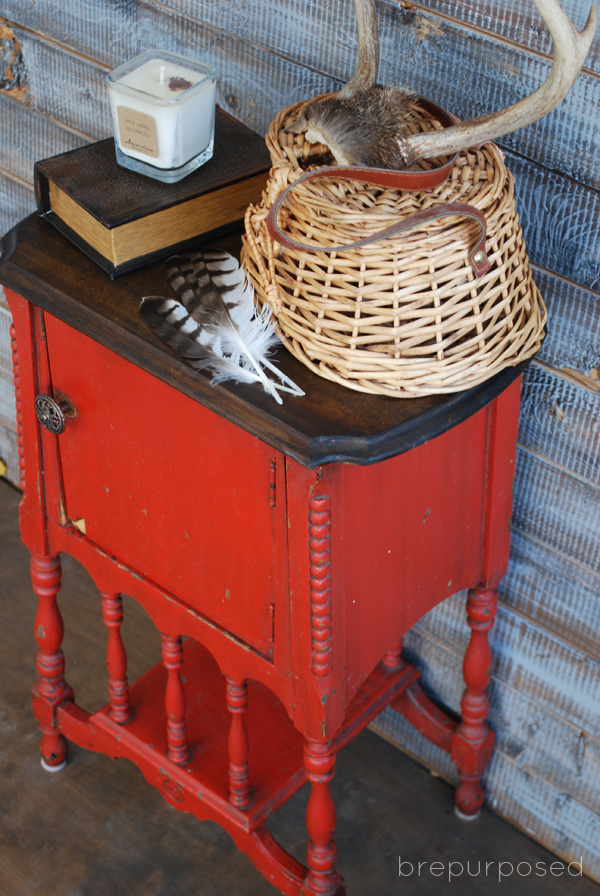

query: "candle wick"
xmin=159 ymin=64 xmax=165 ymax=83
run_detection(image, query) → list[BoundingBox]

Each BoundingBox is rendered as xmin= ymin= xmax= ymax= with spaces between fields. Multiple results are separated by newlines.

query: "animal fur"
xmin=285 ymin=85 xmax=418 ymax=169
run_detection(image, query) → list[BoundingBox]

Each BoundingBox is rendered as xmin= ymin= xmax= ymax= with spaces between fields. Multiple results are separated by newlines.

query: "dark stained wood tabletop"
xmin=0 ymin=214 xmax=524 ymax=467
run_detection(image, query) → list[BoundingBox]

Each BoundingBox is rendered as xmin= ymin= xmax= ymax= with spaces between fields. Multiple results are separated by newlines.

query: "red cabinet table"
xmin=1 ymin=214 xmax=523 ymax=896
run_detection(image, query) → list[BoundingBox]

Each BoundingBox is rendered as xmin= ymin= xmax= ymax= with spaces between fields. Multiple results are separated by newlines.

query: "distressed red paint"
xmin=3 ymin=237 xmax=521 ymax=893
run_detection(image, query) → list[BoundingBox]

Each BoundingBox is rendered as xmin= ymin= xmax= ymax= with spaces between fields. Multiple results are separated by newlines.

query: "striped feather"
xmin=140 ymin=250 xmax=303 ymax=401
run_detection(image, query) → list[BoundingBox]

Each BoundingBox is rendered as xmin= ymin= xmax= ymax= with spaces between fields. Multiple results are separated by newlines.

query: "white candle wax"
xmin=108 ymin=51 xmax=217 ymax=176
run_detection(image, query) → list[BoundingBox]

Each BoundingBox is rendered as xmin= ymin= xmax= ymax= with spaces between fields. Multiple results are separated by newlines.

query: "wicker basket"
xmin=242 ymin=96 xmax=547 ymax=397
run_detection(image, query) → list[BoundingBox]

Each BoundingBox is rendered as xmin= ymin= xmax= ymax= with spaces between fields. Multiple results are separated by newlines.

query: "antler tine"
xmin=337 ymin=0 xmax=379 ymax=98
xmin=401 ymin=0 xmax=597 ymax=165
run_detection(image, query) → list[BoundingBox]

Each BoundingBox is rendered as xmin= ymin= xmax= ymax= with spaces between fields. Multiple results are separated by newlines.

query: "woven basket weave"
xmin=242 ymin=96 xmax=547 ymax=397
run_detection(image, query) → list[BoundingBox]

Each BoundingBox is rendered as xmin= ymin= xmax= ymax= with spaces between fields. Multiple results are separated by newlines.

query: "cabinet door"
xmin=43 ymin=314 xmax=284 ymax=656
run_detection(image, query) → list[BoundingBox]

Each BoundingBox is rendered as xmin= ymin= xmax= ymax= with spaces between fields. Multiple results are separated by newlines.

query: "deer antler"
xmin=288 ymin=0 xmax=596 ymax=170
xmin=337 ymin=0 xmax=379 ymax=98
xmin=401 ymin=0 xmax=597 ymax=165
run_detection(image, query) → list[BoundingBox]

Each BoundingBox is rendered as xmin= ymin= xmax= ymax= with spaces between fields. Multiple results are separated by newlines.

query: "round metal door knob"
xmin=34 ymin=394 xmax=71 ymax=435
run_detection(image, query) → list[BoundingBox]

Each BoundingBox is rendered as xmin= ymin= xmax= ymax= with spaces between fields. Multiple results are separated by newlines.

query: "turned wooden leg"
xmin=301 ymin=738 xmax=341 ymax=896
xmin=451 ymin=585 xmax=497 ymax=819
xmin=382 ymin=639 xmax=403 ymax=671
xmin=161 ymin=634 xmax=189 ymax=765
xmin=226 ymin=677 xmax=250 ymax=808
xmin=101 ymin=592 xmax=131 ymax=724
xmin=31 ymin=553 xmax=72 ymax=771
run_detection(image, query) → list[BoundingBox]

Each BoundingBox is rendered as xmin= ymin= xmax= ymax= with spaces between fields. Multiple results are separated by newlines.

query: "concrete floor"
xmin=1 ymin=477 xmax=598 ymax=896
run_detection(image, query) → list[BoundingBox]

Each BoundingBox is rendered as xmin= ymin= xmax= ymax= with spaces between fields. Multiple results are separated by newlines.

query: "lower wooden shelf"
xmin=32 ymin=637 xmax=423 ymax=895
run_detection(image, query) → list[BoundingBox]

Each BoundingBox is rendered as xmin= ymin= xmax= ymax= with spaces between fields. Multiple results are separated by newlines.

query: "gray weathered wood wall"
xmin=0 ymin=0 xmax=598 ymax=881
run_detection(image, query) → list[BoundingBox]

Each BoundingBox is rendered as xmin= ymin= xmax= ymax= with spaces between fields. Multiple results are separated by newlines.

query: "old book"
xmin=34 ymin=106 xmax=271 ymax=277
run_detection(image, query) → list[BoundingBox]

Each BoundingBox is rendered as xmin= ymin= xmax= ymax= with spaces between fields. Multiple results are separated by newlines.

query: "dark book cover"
xmin=34 ymin=106 xmax=272 ymax=276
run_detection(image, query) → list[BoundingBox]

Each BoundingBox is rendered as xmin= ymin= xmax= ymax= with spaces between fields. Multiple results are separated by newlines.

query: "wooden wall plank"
xmin=0 ymin=368 xmax=16 ymax=431
xmin=6 ymin=0 xmax=598 ymax=80
xmin=486 ymin=757 xmax=600 ymax=880
xmin=0 ymin=302 xmax=13 ymax=369
xmin=0 ymin=173 xmax=35 ymax=236
xmin=533 ymin=268 xmax=600 ymax=389
xmin=509 ymin=153 xmax=600 ymax=291
xmin=488 ymin=683 xmax=600 ymax=811
xmin=0 ymin=94 xmax=88 ymax=184
xmin=0 ymin=303 xmax=18 ymax=485
xmin=0 ymin=2 xmax=140 ymax=67
xmin=513 ymin=447 xmax=600 ymax=573
xmin=0 ymin=424 xmax=19 ymax=486
xmin=404 ymin=0 xmax=600 ymax=75
xmin=408 ymin=594 xmax=600 ymax=737
xmin=502 ymin=529 xmax=600 ymax=660
xmin=2 ymin=28 xmax=112 ymax=140
xmin=519 ymin=363 xmax=600 ymax=484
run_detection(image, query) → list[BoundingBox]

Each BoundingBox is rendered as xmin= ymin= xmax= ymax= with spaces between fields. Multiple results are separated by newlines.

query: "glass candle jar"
xmin=107 ymin=50 xmax=217 ymax=183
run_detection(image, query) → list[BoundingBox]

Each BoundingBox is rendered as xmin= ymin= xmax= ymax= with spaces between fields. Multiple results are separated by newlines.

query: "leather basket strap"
xmin=265 ymin=98 xmax=491 ymax=278
xmin=266 ymin=194 xmax=490 ymax=278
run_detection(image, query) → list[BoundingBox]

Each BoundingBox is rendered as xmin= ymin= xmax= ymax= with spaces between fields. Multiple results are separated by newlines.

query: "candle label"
xmin=117 ymin=106 xmax=159 ymax=158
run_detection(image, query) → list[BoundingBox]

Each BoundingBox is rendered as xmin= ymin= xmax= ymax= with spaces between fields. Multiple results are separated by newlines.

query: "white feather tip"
xmin=140 ymin=250 xmax=304 ymax=403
